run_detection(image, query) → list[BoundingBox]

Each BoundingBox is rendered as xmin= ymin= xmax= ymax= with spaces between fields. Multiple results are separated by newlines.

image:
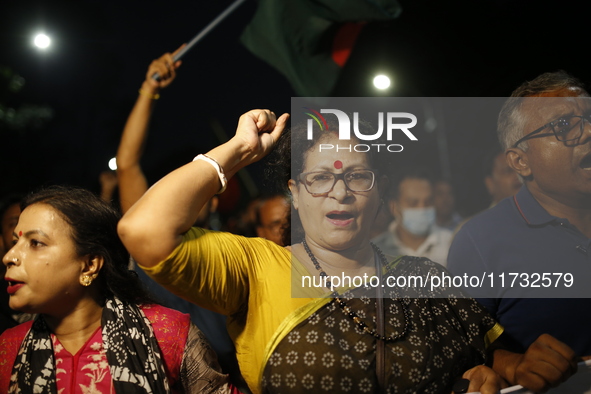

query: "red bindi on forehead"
xmin=18 ymin=231 xmax=22 ymax=237
xmin=334 ymin=160 xmax=343 ymax=170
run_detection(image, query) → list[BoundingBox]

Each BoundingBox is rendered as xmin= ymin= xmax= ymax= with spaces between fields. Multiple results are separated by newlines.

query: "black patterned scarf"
xmin=9 ymin=298 xmax=171 ymax=394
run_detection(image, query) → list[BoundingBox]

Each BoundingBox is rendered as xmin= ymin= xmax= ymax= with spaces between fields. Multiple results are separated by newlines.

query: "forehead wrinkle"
xmin=524 ymin=98 xmax=585 ymax=128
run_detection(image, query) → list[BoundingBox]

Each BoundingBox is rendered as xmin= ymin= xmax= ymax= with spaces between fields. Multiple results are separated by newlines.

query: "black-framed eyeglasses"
xmin=298 ymin=170 xmax=376 ymax=195
xmin=512 ymin=114 xmax=591 ymax=148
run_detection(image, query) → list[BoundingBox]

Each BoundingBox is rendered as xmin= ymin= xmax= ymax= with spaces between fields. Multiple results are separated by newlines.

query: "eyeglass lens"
xmin=551 ymin=115 xmax=589 ymax=141
xmin=303 ymin=171 xmax=374 ymax=194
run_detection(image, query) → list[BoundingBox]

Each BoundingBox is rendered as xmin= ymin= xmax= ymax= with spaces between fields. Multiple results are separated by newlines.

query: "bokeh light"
xmin=373 ymin=74 xmax=391 ymax=90
xmin=108 ymin=157 xmax=117 ymax=171
xmin=33 ymin=33 xmax=51 ymax=49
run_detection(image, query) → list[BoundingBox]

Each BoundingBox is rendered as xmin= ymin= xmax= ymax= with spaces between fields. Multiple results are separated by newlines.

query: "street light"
xmin=33 ymin=33 xmax=51 ymax=50
xmin=373 ymin=74 xmax=391 ymax=90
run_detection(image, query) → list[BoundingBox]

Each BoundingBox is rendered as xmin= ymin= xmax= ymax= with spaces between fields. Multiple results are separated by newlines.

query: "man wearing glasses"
xmin=448 ymin=71 xmax=591 ymax=362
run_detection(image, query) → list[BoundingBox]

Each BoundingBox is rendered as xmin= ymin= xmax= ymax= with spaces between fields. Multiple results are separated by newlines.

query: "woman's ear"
xmin=81 ymin=255 xmax=104 ymax=278
xmin=79 ymin=255 xmax=104 ymax=287
xmin=288 ymin=179 xmax=300 ymax=210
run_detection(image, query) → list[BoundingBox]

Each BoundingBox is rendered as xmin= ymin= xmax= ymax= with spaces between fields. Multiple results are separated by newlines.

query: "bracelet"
xmin=193 ymin=154 xmax=227 ymax=194
xmin=138 ymin=89 xmax=160 ymax=100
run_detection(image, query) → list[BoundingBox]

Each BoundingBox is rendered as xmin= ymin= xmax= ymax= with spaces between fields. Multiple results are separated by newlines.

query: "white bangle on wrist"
xmin=193 ymin=154 xmax=228 ymax=194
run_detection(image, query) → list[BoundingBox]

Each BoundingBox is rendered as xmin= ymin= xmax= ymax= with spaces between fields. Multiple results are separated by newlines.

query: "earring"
xmin=80 ymin=275 xmax=94 ymax=287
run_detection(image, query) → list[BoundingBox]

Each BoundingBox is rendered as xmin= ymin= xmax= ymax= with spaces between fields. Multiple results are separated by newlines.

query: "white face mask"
xmin=401 ymin=206 xmax=436 ymax=236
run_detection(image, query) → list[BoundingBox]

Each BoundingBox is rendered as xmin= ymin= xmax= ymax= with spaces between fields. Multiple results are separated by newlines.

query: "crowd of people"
xmin=1 ymin=47 xmax=590 ymax=394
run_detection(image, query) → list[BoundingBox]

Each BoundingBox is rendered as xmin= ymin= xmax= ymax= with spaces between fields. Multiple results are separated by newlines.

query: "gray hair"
xmin=497 ymin=71 xmax=587 ymax=151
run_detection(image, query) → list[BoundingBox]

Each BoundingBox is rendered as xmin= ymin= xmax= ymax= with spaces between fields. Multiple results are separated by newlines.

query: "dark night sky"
xmin=1 ymin=0 xmax=589 ymax=216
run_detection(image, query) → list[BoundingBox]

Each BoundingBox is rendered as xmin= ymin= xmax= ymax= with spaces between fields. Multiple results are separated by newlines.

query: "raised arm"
xmin=116 ymin=45 xmax=184 ymax=213
xmin=118 ymin=109 xmax=289 ymax=267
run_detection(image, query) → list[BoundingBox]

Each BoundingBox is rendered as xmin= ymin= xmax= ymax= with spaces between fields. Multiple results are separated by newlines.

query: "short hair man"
xmin=483 ymin=148 xmax=522 ymax=207
xmin=433 ymin=179 xmax=463 ymax=231
xmin=372 ymin=169 xmax=453 ymax=266
xmin=454 ymin=149 xmax=521 ymax=235
xmin=255 ymin=193 xmax=289 ymax=246
xmin=448 ymin=71 xmax=591 ymax=356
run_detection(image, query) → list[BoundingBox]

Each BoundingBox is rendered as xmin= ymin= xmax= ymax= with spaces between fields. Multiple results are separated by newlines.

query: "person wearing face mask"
xmin=372 ymin=168 xmax=453 ymax=266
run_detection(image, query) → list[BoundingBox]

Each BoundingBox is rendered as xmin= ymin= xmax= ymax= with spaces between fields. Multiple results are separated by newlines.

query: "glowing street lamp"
xmin=33 ymin=33 xmax=51 ymax=49
xmin=373 ymin=74 xmax=391 ymax=90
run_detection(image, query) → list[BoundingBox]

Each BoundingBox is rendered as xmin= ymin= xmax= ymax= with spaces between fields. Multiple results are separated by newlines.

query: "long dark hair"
xmin=21 ymin=185 xmax=155 ymax=305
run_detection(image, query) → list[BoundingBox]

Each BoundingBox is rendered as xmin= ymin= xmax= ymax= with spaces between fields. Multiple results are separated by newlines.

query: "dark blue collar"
xmin=513 ymin=185 xmax=558 ymax=226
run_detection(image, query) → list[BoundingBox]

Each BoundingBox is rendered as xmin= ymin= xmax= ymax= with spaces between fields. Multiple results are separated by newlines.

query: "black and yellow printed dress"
xmin=140 ymin=228 xmax=503 ymax=394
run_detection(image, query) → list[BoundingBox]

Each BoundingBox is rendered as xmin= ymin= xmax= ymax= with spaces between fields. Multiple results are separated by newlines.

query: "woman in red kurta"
xmin=0 ymin=186 xmax=232 ymax=393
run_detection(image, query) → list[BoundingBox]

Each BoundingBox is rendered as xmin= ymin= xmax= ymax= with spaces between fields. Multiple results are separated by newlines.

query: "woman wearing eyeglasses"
xmin=118 ymin=110 xmax=574 ymax=394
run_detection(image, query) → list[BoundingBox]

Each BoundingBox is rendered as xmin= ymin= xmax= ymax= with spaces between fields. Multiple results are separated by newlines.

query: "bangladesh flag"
xmin=241 ymin=0 xmax=402 ymax=97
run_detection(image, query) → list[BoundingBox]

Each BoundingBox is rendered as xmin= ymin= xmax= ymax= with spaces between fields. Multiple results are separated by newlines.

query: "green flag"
xmin=241 ymin=0 xmax=402 ymax=97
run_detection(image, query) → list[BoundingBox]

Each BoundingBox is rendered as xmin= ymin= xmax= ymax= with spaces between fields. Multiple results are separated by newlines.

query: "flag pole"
xmin=153 ymin=0 xmax=248 ymax=80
